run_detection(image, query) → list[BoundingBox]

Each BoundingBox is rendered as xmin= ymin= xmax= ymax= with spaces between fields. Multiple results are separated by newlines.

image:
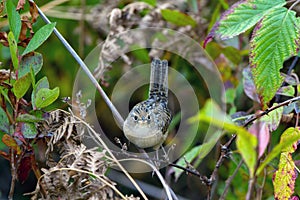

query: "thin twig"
xmin=244 ymin=96 xmax=300 ymax=127
xmin=30 ymin=0 xmax=124 ymax=127
xmin=220 ymin=160 xmax=244 ymax=200
xmin=8 ymin=149 xmax=16 ymax=200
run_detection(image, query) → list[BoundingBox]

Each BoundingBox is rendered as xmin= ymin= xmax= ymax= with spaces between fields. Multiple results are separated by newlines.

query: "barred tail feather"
xmin=149 ymin=58 xmax=168 ymax=100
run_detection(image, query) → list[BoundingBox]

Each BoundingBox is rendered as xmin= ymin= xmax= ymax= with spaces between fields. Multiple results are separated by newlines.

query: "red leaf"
xmin=248 ymin=121 xmax=269 ymax=158
xmin=18 ymin=155 xmax=32 ymax=183
xmin=14 ymin=123 xmax=27 ymax=145
xmin=0 ymin=150 xmax=9 ymax=160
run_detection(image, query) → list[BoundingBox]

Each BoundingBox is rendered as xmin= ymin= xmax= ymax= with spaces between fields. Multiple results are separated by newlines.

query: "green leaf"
xmin=139 ymin=0 xmax=156 ymax=6
xmin=8 ymin=32 xmax=19 ymax=70
xmin=13 ymin=73 xmax=32 ymax=99
xmin=6 ymin=0 xmax=21 ymax=41
xmin=32 ymin=77 xmax=49 ymax=109
xmin=174 ymin=130 xmax=223 ymax=180
xmin=260 ymin=103 xmax=283 ymax=131
xmin=250 ymin=7 xmax=300 ymax=107
xmin=19 ymin=52 xmax=43 ymax=78
xmin=276 ymin=85 xmax=295 ymax=97
xmin=194 ymin=99 xmax=257 ymax=177
xmin=16 ymin=114 xmax=44 ymax=123
xmin=236 ymin=126 xmax=257 ymax=177
xmin=21 ymin=122 xmax=37 ymax=139
xmin=35 ymin=87 xmax=59 ymax=108
xmin=0 ymin=107 xmax=9 ymax=134
xmin=161 ymin=9 xmax=197 ymax=27
xmin=22 ymin=23 xmax=56 ymax=56
xmin=256 ymin=128 xmax=300 ymax=175
xmin=211 ymin=0 xmax=286 ymax=40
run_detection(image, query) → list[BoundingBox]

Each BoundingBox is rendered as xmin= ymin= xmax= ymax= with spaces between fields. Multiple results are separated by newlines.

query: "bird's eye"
xmin=133 ymin=115 xmax=138 ymax=121
xmin=147 ymin=115 xmax=151 ymax=120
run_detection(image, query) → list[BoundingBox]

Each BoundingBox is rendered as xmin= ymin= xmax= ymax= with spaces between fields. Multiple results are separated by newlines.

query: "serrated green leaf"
xmin=6 ymin=0 xmax=21 ymax=41
xmin=0 ymin=107 xmax=9 ymax=134
xmin=8 ymin=32 xmax=19 ymax=70
xmin=22 ymin=23 xmax=56 ymax=56
xmin=21 ymin=122 xmax=37 ymax=139
xmin=256 ymin=127 xmax=300 ymax=175
xmin=19 ymin=52 xmax=43 ymax=78
xmin=213 ymin=0 xmax=286 ymax=40
xmin=161 ymin=9 xmax=197 ymax=27
xmin=35 ymin=87 xmax=59 ymax=108
xmin=13 ymin=73 xmax=32 ymax=99
xmin=250 ymin=7 xmax=300 ymax=107
xmin=273 ymin=153 xmax=295 ymax=199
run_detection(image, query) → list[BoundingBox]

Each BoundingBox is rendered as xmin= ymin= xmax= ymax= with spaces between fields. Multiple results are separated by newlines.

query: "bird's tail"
xmin=149 ymin=58 xmax=168 ymax=101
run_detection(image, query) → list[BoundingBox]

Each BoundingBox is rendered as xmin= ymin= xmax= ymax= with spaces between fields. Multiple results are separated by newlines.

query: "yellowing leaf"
xmin=256 ymin=128 xmax=300 ymax=175
xmin=2 ymin=134 xmax=21 ymax=154
xmin=273 ymin=153 xmax=296 ymax=199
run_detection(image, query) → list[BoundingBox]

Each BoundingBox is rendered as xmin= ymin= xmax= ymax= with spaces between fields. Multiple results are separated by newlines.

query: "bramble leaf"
xmin=250 ymin=7 xmax=300 ymax=107
xmin=273 ymin=153 xmax=296 ymax=199
xmin=256 ymin=128 xmax=300 ymax=175
xmin=205 ymin=0 xmax=285 ymax=44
